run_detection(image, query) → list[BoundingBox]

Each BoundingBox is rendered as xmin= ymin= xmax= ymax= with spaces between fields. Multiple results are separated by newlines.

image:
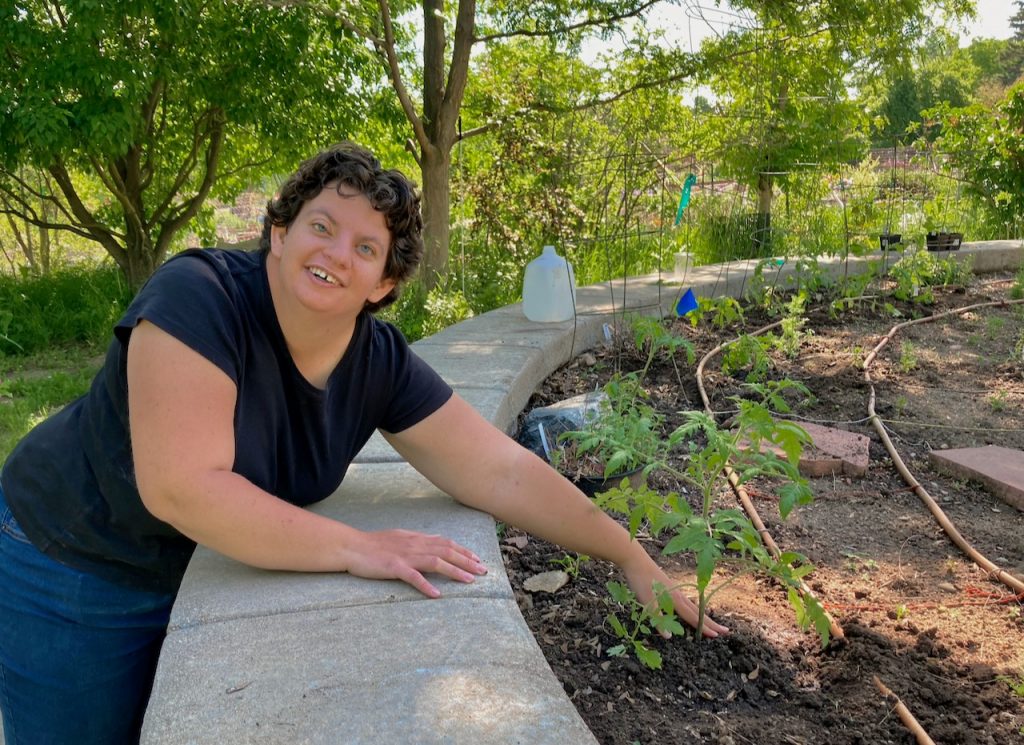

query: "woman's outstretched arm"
xmin=384 ymin=394 xmax=728 ymax=638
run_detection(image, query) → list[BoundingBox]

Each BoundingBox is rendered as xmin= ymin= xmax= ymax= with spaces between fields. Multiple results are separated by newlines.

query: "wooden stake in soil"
xmin=695 ymin=320 xmax=846 ymax=642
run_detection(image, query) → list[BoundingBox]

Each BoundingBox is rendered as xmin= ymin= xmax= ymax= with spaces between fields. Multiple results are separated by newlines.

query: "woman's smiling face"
xmin=269 ymin=183 xmax=396 ymax=317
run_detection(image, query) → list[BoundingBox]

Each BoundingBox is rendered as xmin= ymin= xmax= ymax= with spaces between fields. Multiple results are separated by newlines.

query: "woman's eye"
xmin=358 ymin=244 xmax=376 ymax=256
xmin=312 ymin=222 xmax=328 ymax=234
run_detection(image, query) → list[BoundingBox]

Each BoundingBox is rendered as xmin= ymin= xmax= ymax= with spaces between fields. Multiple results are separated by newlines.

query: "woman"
xmin=0 ymin=142 xmax=726 ymax=744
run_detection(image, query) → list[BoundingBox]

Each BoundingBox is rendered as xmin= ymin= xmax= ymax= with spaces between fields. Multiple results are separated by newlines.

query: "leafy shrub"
xmin=0 ymin=265 xmax=133 ymax=356
xmin=422 ymin=286 xmax=474 ymax=337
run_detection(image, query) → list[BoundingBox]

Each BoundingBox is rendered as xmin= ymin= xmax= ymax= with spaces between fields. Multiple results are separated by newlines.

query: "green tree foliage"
xmin=928 ymin=83 xmax=1024 ymax=237
xmin=266 ymin=0 xmax=702 ymax=288
xmin=692 ymin=1 xmax=971 ymax=255
xmin=867 ymin=31 xmax=976 ymax=144
xmin=0 ymin=1 xmax=372 ymax=287
xmin=1004 ymin=0 xmax=1024 ymax=85
xmin=450 ymin=34 xmax=699 ymax=310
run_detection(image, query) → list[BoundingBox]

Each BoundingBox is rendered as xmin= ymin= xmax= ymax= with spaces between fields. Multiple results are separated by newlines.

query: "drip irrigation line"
xmin=695 ymin=318 xmax=846 ymax=642
xmin=877 ymin=379 xmax=1024 ymax=396
xmin=879 ymin=419 xmax=1024 ymax=434
xmin=824 ymin=586 xmax=1024 ymax=613
xmin=864 ymin=297 xmax=1024 ymax=596
xmin=873 ymin=676 xmax=936 ymax=745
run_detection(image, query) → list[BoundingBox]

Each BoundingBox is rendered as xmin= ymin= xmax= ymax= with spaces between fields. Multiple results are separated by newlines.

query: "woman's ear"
xmin=269 ymin=224 xmax=287 ymax=258
xmin=368 ymin=277 xmax=397 ymax=304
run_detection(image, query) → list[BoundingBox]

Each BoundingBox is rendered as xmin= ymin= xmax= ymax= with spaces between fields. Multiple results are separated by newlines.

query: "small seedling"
xmin=774 ymin=292 xmax=810 ymax=359
xmin=899 ymin=342 xmax=918 ymax=373
xmin=998 ymin=673 xmax=1024 ymax=698
xmin=1011 ymin=266 xmax=1024 ymax=299
xmin=985 ymin=316 xmax=1006 ymax=340
xmin=604 ymin=580 xmax=684 ymax=670
xmin=894 ymin=604 xmax=909 ymax=622
xmin=690 ymin=296 xmax=744 ymax=329
xmin=895 ymin=395 xmax=909 ymax=417
xmin=721 ymin=334 xmax=772 ymax=382
xmin=550 ymin=552 xmax=590 ymax=579
xmin=843 ymin=552 xmax=879 ymax=573
xmin=988 ymin=391 xmax=1007 ymax=412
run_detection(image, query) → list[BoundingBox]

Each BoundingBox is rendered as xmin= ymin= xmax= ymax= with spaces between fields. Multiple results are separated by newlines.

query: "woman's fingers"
xmin=345 ymin=529 xmax=488 ymax=597
xmin=623 ymin=559 xmax=729 ymax=639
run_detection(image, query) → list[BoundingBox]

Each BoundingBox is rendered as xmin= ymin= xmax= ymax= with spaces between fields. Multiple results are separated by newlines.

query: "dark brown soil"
xmin=507 ymin=274 xmax=1024 ymax=744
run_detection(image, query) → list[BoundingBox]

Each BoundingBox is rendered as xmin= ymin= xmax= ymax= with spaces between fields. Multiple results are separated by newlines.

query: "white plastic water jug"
xmin=522 ymin=246 xmax=576 ymax=322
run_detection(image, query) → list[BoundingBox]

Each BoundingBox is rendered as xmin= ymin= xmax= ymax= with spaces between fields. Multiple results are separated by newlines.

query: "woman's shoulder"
xmin=159 ymin=248 xmax=262 ymax=286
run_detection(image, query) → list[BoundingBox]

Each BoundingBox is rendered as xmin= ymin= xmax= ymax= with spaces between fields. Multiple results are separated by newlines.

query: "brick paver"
xmin=930 ymin=445 xmax=1024 ymax=511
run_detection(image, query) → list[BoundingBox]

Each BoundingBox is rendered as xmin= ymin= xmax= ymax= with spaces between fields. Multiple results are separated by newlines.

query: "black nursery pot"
xmin=926 ymin=231 xmax=963 ymax=251
xmin=574 ymin=468 xmax=645 ymax=499
xmin=879 ymin=233 xmax=902 ymax=250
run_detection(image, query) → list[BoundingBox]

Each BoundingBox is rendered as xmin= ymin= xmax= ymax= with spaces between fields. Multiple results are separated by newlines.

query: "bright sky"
xmin=952 ymin=0 xmax=1016 ymax=42
xmin=637 ymin=0 xmax=1015 ymax=52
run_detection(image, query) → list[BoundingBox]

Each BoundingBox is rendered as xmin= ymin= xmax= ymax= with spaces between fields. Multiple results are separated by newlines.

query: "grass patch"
xmin=0 ymin=346 xmax=102 ymax=462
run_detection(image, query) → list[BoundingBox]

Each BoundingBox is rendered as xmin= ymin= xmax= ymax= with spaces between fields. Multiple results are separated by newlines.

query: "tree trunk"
xmin=755 ymin=171 xmax=773 ymax=255
xmin=419 ymin=145 xmax=451 ymax=290
xmin=38 ymin=198 xmax=52 ymax=274
xmin=120 ymin=220 xmax=162 ymax=289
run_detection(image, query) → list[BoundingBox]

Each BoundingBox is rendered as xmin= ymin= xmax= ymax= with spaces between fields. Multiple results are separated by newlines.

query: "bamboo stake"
xmin=695 ymin=319 xmax=845 ymax=642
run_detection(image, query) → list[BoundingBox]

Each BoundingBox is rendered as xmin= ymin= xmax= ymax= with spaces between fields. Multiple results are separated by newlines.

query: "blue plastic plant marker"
xmin=676 ymin=288 xmax=698 ymax=316
xmin=674 ymin=173 xmax=697 ymax=226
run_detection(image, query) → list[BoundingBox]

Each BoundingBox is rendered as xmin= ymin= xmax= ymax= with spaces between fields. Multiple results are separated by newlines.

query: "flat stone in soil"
xmin=930 ymin=445 xmax=1024 ymax=511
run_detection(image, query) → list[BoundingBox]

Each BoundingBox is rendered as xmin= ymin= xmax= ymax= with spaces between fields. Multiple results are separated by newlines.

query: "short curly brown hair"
xmin=260 ymin=142 xmax=422 ymax=312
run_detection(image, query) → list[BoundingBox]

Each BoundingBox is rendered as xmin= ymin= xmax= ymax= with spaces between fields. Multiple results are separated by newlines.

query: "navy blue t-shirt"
xmin=0 ymin=249 xmax=452 ymax=592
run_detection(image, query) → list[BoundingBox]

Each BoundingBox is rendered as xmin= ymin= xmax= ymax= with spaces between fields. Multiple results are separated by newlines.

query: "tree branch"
xmin=148 ymin=108 xmax=216 ymax=227
xmin=156 ymin=113 xmax=226 ymax=254
xmin=473 ymin=0 xmax=662 ymax=43
xmin=86 ymin=153 xmax=146 ymax=242
xmin=39 ymin=160 xmax=129 ymax=263
xmin=378 ymin=0 xmax=429 ymax=152
xmin=438 ymin=0 xmax=475 ymax=144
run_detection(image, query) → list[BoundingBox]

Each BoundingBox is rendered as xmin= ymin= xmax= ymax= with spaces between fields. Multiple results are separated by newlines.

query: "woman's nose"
xmin=323 ymin=237 xmax=353 ymax=267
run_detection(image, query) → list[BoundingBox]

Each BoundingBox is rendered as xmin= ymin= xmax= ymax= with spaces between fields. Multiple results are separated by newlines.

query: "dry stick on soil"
xmin=863 ymin=298 xmax=1024 ymax=597
xmin=872 ymin=675 xmax=937 ymax=745
xmin=694 ymin=319 xmax=846 ymax=642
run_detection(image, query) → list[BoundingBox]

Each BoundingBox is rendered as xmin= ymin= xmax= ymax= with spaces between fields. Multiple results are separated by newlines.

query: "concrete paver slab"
xmin=738 ymin=422 xmax=870 ymax=478
xmin=169 ymin=464 xmax=511 ymax=631
xmin=796 ymin=421 xmax=870 ymax=477
xmin=351 ymin=430 xmax=403 ymax=463
xmin=143 ymin=599 xmax=596 ymax=745
xmin=930 ymin=445 xmax=1024 ymax=511
xmin=454 ymin=385 xmax=531 ymax=435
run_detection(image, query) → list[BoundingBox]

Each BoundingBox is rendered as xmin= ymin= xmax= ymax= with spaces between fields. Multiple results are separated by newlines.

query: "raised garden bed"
xmin=508 ymin=271 xmax=1024 ymax=744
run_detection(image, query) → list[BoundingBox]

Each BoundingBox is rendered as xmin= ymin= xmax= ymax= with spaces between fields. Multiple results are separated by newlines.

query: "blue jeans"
xmin=0 ymin=484 xmax=175 ymax=745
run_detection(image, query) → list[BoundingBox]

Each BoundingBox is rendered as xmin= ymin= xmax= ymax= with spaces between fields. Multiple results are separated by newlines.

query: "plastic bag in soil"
xmin=516 ymin=391 xmax=606 ymax=462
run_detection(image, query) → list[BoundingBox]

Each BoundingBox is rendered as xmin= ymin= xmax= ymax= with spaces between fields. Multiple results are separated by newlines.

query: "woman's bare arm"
xmin=384 ymin=394 xmax=728 ymax=637
xmin=127 ymin=320 xmax=485 ymax=596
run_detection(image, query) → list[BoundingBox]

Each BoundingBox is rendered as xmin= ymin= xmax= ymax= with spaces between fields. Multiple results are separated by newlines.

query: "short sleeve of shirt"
xmin=114 ymin=251 xmax=244 ymax=383
xmin=369 ymin=320 xmax=452 ymax=434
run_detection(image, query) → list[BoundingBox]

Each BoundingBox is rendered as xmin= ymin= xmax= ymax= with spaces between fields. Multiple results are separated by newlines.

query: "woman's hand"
xmin=340 ymin=528 xmax=488 ymax=598
xmin=620 ymin=551 xmax=729 ymax=639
